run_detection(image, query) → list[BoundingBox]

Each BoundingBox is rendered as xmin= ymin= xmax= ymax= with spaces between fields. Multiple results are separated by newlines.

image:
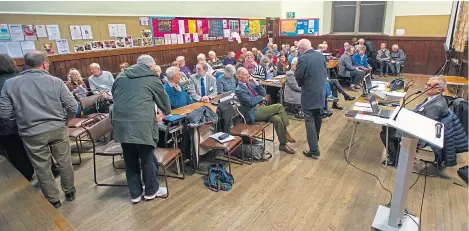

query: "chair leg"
xmin=94 ymin=154 xmax=127 ymax=186
xmin=166 ymin=152 xmax=185 ymax=180
xmin=72 ymin=138 xmax=82 ymax=166
xmin=156 ymin=164 xmax=169 ymax=198
xmin=112 ymin=155 xmax=125 ymax=169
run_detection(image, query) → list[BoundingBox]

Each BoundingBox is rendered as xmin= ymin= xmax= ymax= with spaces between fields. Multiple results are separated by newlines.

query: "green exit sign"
xmin=286 ymin=12 xmax=295 ymax=18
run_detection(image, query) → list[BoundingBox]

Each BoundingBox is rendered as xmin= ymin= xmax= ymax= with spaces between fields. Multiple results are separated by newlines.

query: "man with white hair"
xmin=88 ymin=63 xmax=114 ymax=100
xmin=112 ymin=54 xmax=171 ymax=203
xmin=235 ymin=47 xmax=248 ymax=60
xmin=207 ymin=50 xmax=223 ymax=69
xmin=380 ymin=76 xmax=449 ymax=166
xmin=164 ymin=66 xmax=193 ymax=109
xmin=188 ymin=62 xmax=217 ymax=102
xmin=389 ymin=44 xmax=406 ymax=75
xmin=295 ymin=39 xmax=327 ymax=159
xmin=193 ymin=53 xmax=213 ymax=74
xmin=339 ymin=45 xmax=364 ymax=91
xmin=176 ymin=56 xmax=192 ymax=77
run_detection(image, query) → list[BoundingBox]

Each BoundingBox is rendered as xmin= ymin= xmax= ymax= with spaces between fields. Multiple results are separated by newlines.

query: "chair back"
xmin=83 ymin=117 xmax=113 ymax=142
xmin=80 ymin=94 xmax=102 ymax=109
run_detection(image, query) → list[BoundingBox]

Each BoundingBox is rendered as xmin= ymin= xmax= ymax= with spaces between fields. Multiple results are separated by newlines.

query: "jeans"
xmin=350 ymin=69 xmax=364 ymax=85
xmin=327 ymin=79 xmax=346 ymax=97
xmin=121 ymin=143 xmax=159 ymax=199
xmin=378 ymin=60 xmax=390 ymax=75
xmin=304 ymin=108 xmax=322 ymax=153
xmin=22 ymin=126 xmax=75 ymax=203
xmin=389 ymin=61 xmax=403 ymax=74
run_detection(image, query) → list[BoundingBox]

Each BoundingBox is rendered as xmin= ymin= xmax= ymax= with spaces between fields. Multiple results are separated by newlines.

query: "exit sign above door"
xmin=286 ymin=12 xmax=295 ymax=19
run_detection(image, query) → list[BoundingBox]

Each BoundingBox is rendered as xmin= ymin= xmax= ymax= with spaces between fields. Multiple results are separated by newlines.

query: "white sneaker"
xmin=131 ymin=186 xmax=145 ymax=204
xmin=144 ymin=187 xmax=167 ymax=200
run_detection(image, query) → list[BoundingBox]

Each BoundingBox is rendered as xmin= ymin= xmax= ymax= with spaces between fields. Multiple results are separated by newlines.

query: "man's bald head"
xmin=24 ymin=51 xmax=47 ymax=69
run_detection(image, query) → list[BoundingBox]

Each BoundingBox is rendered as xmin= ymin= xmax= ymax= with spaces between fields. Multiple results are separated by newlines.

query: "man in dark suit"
xmin=380 ymin=76 xmax=449 ymax=166
xmin=235 ymin=67 xmax=296 ymax=154
xmin=339 ymin=45 xmax=365 ymax=91
xmin=294 ymin=39 xmax=327 ymax=159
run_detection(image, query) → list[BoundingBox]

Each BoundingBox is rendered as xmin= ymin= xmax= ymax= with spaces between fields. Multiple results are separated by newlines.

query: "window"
xmin=332 ymin=1 xmax=386 ymax=33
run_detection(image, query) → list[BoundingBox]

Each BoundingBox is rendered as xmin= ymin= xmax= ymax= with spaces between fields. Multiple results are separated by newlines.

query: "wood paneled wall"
xmin=14 ymin=39 xmax=268 ymax=80
xmin=279 ymin=35 xmax=446 ymax=75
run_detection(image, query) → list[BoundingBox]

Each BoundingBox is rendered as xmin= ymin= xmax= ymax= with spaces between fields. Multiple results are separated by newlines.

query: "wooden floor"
xmin=36 ymin=74 xmax=467 ymax=231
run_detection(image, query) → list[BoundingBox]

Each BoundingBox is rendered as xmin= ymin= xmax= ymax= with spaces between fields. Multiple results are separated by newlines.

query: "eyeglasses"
xmin=425 ymin=83 xmax=439 ymax=88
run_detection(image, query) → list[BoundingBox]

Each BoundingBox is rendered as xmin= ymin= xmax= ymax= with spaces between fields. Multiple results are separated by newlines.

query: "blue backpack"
xmin=203 ymin=163 xmax=234 ymax=192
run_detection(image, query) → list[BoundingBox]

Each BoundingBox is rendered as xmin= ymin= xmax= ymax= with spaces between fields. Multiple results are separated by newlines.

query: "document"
xmin=210 ymin=132 xmax=235 ymax=143
xmin=177 ymin=34 xmax=183 ymax=44
xmin=56 ymin=39 xmax=70 ymax=54
xmin=9 ymin=24 xmax=24 ymax=41
xmin=164 ymin=34 xmax=171 ymax=44
xmin=108 ymin=24 xmax=118 ymax=37
xmin=170 ymin=34 xmax=177 ymax=44
xmin=46 ymin=25 xmax=61 ymax=40
xmin=19 ymin=41 xmax=36 ymax=55
xmin=117 ymin=24 xmax=127 ymax=37
xmin=22 ymin=25 xmax=38 ymax=41
xmin=70 ymin=25 xmax=83 ymax=40
xmin=223 ymin=29 xmax=231 ymax=38
xmin=178 ymin=20 xmax=185 ymax=34
xmin=35 ymin=25 xmax=47 ymax=38
xmin=192 ymin=33 xmax=199 ymax=43
xmin=0 ymin=42 xmax=8 ymax=54
xmin=354 ymin=102 xmax=371 ymax=108
xmin=80 ymin=25 xmax=93 ymax=39
xmin=352 ymin=106 xmax=373 ymax=112
xmin=6 ymin=42 xmax=23 ymax=58
xmin=0 ymin=24 xmax=10 ymax=40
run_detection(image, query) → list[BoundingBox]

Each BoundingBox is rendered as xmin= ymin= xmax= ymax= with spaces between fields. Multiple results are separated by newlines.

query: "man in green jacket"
xmin=111 ymin=55 xmax=171 ymax=204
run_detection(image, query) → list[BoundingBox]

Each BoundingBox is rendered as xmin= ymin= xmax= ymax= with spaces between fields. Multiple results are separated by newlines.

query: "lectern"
xmin=371 ymin=107 xmax=444 ymax=231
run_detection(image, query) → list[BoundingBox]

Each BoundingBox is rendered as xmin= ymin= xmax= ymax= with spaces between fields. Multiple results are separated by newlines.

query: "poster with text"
xmin=70 ymin=25 xmax=82 ymax=40
xmin=178 ymin=20 xmax=185 ymax=34
xmin=117 ymin=24 xmax=127 ymax=37
xmin=9 ymin=24 xmax=24 ymax=41
xmin=208 ymin=20 xmax=223 ymax=37
xmin=36 ymin=25 xmax=47 ymax=38
xmin=108 ymin=24 xmax=118 ymax=37
xmin=260 ymin=20 xmax=266 ymax=37
xmin=56 ymin=39 xmax=70 ymax=54
xmin=188 ymin=20 xmax=196 ymax=34
xmin=22 ymin=25 xmax=37 ymax=41
xmin=229 ymin=20 xmax=239 ymax=33
xmin=46 ymin=25 xmax=61 ymax=40
xmin=240 ymin=20 xmax=249 ymax=37
xmin=19 ymin=41 xmax=36 ymax=55
xmin=248 ymin=20 xmax=260 ymax=35
xmin=7 ymin=42 xmax=23 ymax=57
xmin=0 ymin=24 xmax=10 ymax=41
xmin=158 ymin=20 xmax=172 ymax=32
xmin=80 ymin=25 xmax=93 ymax=39
xmin=280 ymin=20 xmax=297 ymax=36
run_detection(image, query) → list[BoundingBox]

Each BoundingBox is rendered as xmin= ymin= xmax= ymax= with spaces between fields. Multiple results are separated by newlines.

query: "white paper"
xmin=395 ymin=29 xmax=405 ymax=36
xmin=117 ymin=24 xmax=127 ymax=37
xmin=184 ymin=33 xmax=191 ymax=43
xmin=6 ymin=42 xmax=23 ymax=58
xmin=80 ymin=25 xmax=93 ymax=39
xmin=210 ymin=132 xmax=235 ymax=143
xmin=265 ymin=79 xmax=279 ymax=82
xmin=268 ymin=38 xmax=273 ymax=44
xmin=0 ymin=42 xmax=8 ymax=54
xmin=35 ymin=25 xmax=47 ymax=38
xmin=371 ymin=80 xmax=387 ymax=85
xmin=164 ymin=34 xmax=171 ymax=44
xmin=19 ymin=41 xmax=36 ymax=55
xmin=177 ymin=34 xmax=184 ymax=44
xmin=352 ymin=106 xmax=373 ymax=112
xmin=297 ymin=29 xmax=304 ymax=35
xmin=354 ymin=114 xmax=377 ymax=122
xmin=56 ymin=39 xmax=70 ymax=54
xmin=178 ymin=20 xmax=185 ymax=34
xmin=192 ymin=33 xmax=199 ymax=43
xmin=9 ymin=24 xmax=24 ymax=41
xmin=139 ymin=17 xmax=149 ymax=26
xmin=223 ymin=29 xmax=231 ymax=38
xmin=108 ymin=24 xmax=118 ymax=37
xmin=385 ymin=91 xmax=406 ymax=97
xmin=69 ymin=25 xmax=82 ymax=40
xmin=46 ymin=25 xmax=61 ymax=40
xmin=354 ymin=102 xmax=371 ymax=108
xmin=170 ymin=34 xmax=177 ymax=44
xmin=223 ymin=20 xmax=228 ymax=28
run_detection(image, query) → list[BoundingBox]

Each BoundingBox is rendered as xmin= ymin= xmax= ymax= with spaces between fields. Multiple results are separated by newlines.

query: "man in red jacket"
xmin=235 ymin=47 xmax=247 ymax=60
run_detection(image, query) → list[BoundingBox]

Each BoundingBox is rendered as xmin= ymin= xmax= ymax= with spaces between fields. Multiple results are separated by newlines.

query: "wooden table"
xmin=260 ymin=76 xmax=286 ymax=104
xmin=443 ymin=76 xmax=468 ymax=99
xmin=0 ymin=156 xmax=76 ymax=231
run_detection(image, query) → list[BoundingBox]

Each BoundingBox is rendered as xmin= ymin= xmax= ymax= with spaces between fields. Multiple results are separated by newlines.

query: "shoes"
xmin=303 ymin=150 xmax=320 ymax=159
xmin=144 ymin=187 xmax=168 ymax=201
xmin=279 ymin=144 xmax=295 ymax=154
xmin=65 ymin=189 xmax=76 ymax=202
xmin=354 ymin=85 xmax=361 ymax=89
xmin=50 ymin=201 xmax=61 ymax=208
xmin=382 ymin=159 xmax=396 ymax=167
xmin=327 ymin=95 xmax=339 ymax=102
xmin=348 ymin=86 xmax=358 ymax=92
xmin=131 ymin=191 xmax=144 ymax=204
xmin=285 ymin=132 xmax=296 ymax=143
xmin=332 ymin=103 xmax=343 ymax=110
xmin=295 ymin=110 xmax=304 ymax=119
xmin=344 ymin=94 xmax=356 ymax=101
xmin=322 ymin=109 xmax=333 ymax=118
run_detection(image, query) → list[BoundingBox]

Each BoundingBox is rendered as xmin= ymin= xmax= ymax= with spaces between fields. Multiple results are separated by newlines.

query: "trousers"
xmin=22 ymin=126 xmax=75 ymax=203
xmin=121 ymin=143 xmax=159 ymax=199
xmin=304 ymin=108 xmax=323 ymax=153
xmin=350 ymin=69 xmax=364 ymax=85
xmin=380 ymin=127 xmax=400 ymax=162
xmin=389 ymin=61 xmax=403 ymax=74
xmin=255 ymin=104 xmax=290 ymax=145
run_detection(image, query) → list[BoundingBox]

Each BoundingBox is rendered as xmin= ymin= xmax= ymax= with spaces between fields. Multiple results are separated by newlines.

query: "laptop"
xmin=373 ymin=91 xmax=402 ymax=102
xmin=368 ymin=95 xmax=394 ymax=119
xmin=211 ymin=91 xmax=234 ymax=105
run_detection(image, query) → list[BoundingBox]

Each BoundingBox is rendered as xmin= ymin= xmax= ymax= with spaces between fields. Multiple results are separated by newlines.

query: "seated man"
xmin=188 ymin=62 xmax=217 ymax=103
xmin=380 ymin=76 xmax=449 ymax=166
xmin=235 ymin=47 xmax=247 ymax=60
xmin=88 ymin=63 xmax=114 ymax=100
xmin=389 ymin=44 xmax=406 ymax=75
xmin=327 ymin=78 xmax=356 ymax=110
xmin=235 ymin=67 xmax=296 ymax=154
xmin=164 ymin=67 xmax=193 ymax=109
xmin=338 ymin=45 xmax=364 ymax=91
xmin=352 ymin=45 xmax=373 ymax=78
xmin=337 ymin=42 xmax=349 ymax=58
xmin=376 ymin=43 xmax=391 ymax=76
xmin=192 ymin=53 xmax=213 ymax=74
xmin=223 ymin=52 xmax=236 ymax=65
xmin=262 ymin=43 xmax=273 ymax=55
xmin=207 ymin=51 xmax=223 ymax=70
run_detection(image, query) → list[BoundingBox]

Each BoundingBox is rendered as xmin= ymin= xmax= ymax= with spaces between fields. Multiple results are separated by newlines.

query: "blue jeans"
xmin=121 ymin=143 xmax=159 ymax=199
xmin=389 ymin=61 xmax=403 ymax=74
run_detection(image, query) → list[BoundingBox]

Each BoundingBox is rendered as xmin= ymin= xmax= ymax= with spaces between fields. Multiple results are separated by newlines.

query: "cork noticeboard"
xmin=393 ymin=15 xmax=450 ymax=37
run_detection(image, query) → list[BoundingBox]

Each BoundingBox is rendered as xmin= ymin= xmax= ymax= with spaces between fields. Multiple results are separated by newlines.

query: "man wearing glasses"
xmin=380 ymin=76 xmax=449 ymax=166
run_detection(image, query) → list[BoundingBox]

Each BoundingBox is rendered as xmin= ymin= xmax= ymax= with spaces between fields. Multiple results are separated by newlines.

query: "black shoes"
xmin=332 ymin=103 xmax=343 ymax=110
xmin=344 ymin=94 xmax=356 ymax=101
xmin=65 ymin=189 xmax=76 ymax=202
xmin=382 ymin=159 xmax=396 ymax=167
xmin=303 ymin=150 xmax=320 ymax=159
xmin=51 ymin=201 xmax=62 ymax=208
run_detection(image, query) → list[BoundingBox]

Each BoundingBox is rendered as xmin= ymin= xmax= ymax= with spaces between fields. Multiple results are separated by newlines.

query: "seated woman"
xmin=217 ymin=64 xmax=237 ymax=93
xmin=243 ymin=51 xmax=258 ymax=74
xmin=193 ymin=53 xmax=214 ymax=74
xmin=266 ymin=50 xmax=278 ymax=65
xmin=207 ymin=51 xmax=224 ymax=69
xmin=252 ymin=56 xmax=279 ymax=104
xmin=276 ymin=53 xmax=290 ymax=75
xmin=284 ymin=57 xmax=303 ymax=118
xmin=235 ymin=54 xmax=246 ymax=70
xmin=176 ymin=56 xmax=192 ymax=77
xmin=66 ymin=68 xmax=88 ymax=117
xmin=164 ymin=66 xmax=193 ymax=109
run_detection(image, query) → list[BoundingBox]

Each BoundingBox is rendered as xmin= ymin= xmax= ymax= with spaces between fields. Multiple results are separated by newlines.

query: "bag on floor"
xmin=457 ymin=165 xmax=468 ymax=183
xmin=203 ymin=164 xmax=234 ymax=192
xmin=238 ymin=143 xmax=272 ymax=161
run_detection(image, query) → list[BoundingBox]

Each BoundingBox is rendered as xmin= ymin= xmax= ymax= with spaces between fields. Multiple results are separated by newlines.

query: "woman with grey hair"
xmin=216 ymin=64 xmax=237 ymax=93
xmin=284 ymin=57 xmax=304 ymax=118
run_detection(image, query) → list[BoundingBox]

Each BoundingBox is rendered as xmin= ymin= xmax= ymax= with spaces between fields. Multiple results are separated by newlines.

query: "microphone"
xmin=435 ymin=123 xmax=443 ymax=138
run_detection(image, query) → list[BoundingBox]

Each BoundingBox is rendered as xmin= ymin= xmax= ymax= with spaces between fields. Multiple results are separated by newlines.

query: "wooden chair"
xmin=153 ymin=148 xmax=185 ymax=198
xmin=68 ymin=94 xmax=104 ymax=128
xmin=82 ymin=117 xmax=125 ymax=186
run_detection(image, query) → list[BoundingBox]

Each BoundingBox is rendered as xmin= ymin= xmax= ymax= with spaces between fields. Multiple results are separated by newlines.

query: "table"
xmin=327 ymin=60 xmax=339 ymax=78
xmin=443 ymin=75 xmax=468 ymax=99
xmin=260 ymin=76 xmax=286 ymax=104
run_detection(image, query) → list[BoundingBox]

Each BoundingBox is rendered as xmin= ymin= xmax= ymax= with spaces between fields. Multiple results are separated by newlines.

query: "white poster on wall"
xmin=20 ymin=41 xmax=36 ymax=55
xmin=70 ymin=25 xmax=83 ymax=40
xmin=56 ymin=39 xmax=70 ymax=54
xmin=80 ymin=25 xmax=93 ymax=39
xmin=36 ymin=25 xmax=47 ymax=38
xmin=0 ymin=24 xmax=10 ymax=41
xmin=9 ymin=24 xmax=24 ymax=41
xmin=0 ymin=42 xmax=8 ymax=54
xmin=108 ymin=24 xmax=118 ymax=37
xmin=178 ymin=20 xmax=185 ymax=34
xmin=117 ymin=24 xmax=127 ymax=37
xmin=6 ymin=41 xmax=23 ymax=58
xmin=46 ymin=25 xmax=61 ymax=40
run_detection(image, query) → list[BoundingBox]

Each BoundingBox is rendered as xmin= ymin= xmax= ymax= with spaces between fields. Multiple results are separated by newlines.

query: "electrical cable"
xmin=404 ymin=163 xmax=427 ymax=231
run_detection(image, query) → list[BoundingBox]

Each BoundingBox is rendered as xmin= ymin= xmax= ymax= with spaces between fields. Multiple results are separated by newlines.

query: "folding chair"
xmin=153 ymin=148 xmax=185 ymax=198
xmin=68 ymin=94 xmax=104 ymax=128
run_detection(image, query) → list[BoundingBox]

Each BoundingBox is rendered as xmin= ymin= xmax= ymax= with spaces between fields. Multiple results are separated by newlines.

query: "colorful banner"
xmin=240 ymin=20 xmax=249 ymax=37
xmin=188 ymin=20 xmax=196 ymax=33
xmin=260 ymin=20 xmax=266 ymax=37
xmin=280 ymin=19 xmax=319 ymax=36
xmin=280 ymin=20 xmax=297 ymax=36
xmin=248 ymin=20 xmax=260 ymax=35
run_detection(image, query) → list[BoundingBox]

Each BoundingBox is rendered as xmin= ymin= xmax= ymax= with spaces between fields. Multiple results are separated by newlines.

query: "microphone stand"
xmin=392 ymin=85 xmax=437 ymax=121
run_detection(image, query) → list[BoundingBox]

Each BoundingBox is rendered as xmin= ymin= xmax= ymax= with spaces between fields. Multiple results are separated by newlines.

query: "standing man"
xmin=112 ymin=55 xmax=171 ymax=203
xmin=295 ymin=39 xmax=327 ymax=159
xmin=0 ymin=51 xmax=78 ymax=208
xmin=188 ymin=62 xmax=218 ymax=103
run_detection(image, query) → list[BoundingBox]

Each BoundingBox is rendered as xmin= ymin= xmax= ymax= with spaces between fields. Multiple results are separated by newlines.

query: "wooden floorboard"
xmin=12 ymin=74 xmax=467 ymax=231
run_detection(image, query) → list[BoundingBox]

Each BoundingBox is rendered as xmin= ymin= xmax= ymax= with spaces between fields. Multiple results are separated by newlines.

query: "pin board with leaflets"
xmin=280 ymin=18 xmax=319 ymax=36
xmin=150 ymin=17 xmax=266 ymax=45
